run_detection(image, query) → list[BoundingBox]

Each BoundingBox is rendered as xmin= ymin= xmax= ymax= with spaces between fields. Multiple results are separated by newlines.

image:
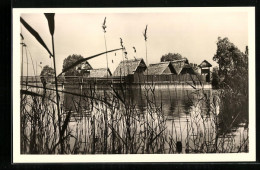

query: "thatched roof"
xmin=170 ymin=59 xmax=188 ymax=75
xmin=199 ymin=60 xmax=212 ymax=68
xmin=143 ymin=59 xmax=197 ymax=75
xmin=89 ymin=68 xmax=112 ymax=77
xmin=181 ymin=64 xmax=196 ymax=74
xmin=145 ymin=62 xmax=175 ymax=75
xmin=113 ymin=58 xmax=147 ymax=76
xmin=170 ymin=58 xmax=188 ymax=63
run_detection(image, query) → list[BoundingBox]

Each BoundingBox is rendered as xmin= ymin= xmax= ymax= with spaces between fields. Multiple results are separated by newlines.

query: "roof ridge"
xmin=170 ymin=59 xmax=187 ymax=63
xmin=91 ymin=68 xmax=108 ymax=70
xmin=121 ymin=58 xmax=142 ymax=62
xmin=149 ymin=62 xmax=169 ymax=66
xmin=199 ymin=60 xmax=212 ymax=67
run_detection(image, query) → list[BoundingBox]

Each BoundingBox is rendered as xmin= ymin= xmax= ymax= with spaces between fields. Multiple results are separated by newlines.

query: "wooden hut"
xmin=113 ymin=58 xmax=147 ymax=76
xmin=144 ymin=61 xmax=197 ymax=82
xmin=144 ymin=62 xmax=176 ymax=82
xmin=198 ymin=60 xmax=212 ymax=82
xmin=169 ymin=59 xmax=189 ymax=75
xmin=180 ymin=64 xmax=196 ymax=75
xmin=145 ymin=62 xmax=176 ymax=75
xmin=113 ymin=58 xmax=147 ymax=83
xmin=76 ymin=61 xmax=93 ymax=77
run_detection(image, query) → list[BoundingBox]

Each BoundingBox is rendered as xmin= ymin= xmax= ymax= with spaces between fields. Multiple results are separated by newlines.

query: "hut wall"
xmin=133 ymin=73 xmax=145 ymax=83
xmin=201 ymin=68 xmax=210 ymax=82
xmin=201 ymin=68 xmax=210 ymax=74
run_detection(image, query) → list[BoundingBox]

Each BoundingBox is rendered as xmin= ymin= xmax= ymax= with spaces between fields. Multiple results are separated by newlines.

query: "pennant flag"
xmin=120 ymin=38 xmax=124 ymax=48
xmin=20 ymin=43 xmax=26 ymax=47
xmin=124 ymin=51 xmax=128 ymax=59
xmin=143 ymin=25 xmax=148 ymax=41
xmin=133 ymin=46 xmax=136 ymax=53
xmin=44 ymin=13 xmax=55 ymax=36
xmin=20 ymin=17 xmax=53 ymax=57
xmin=102 ymin=17 xmax=107 ymax=33
xmin=20 ymin=33 xmax=24 ymax=40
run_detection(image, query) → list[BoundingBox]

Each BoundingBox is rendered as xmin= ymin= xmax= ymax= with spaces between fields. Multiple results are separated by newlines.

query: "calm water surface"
xmin=60 ymin=86 xmax=248 ymax=153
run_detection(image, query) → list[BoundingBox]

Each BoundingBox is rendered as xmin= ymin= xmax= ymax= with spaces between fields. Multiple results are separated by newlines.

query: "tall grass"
xmin=20 ymin=74 xmax=248 ymax=154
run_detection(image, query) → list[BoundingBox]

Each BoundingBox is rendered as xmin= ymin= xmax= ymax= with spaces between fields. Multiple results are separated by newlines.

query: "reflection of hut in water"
xmin=113 ymin=58 xmax=147 ymax=82
xmin=198 ymin=60 xmax=212 ymax=82
xmin=88 ymin=68 xmax=112 ymax=77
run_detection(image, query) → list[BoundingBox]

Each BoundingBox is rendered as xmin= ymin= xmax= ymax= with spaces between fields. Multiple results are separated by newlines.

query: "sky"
xmin=19 ymin=10 xmax=248 ymax=76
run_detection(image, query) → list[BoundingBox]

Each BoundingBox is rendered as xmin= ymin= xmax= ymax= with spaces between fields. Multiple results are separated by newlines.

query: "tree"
xmin=62 ymin=54 xmax=92 ymax=76
xmin=213 ymin=37 xmax=248 ymax=93
xmin=160 ymin=53 xmax=184 ymax=62
xmin=189 ymin=63 xmax=198 ymax=72
xmin=40 ymin=65 xmax=54 ymax=77
xmin=213 ymin=37 xmax=248 ymax=129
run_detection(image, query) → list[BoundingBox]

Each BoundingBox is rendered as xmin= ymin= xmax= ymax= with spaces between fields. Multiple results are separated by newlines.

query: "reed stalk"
xmin=51 ymin=35 xmax=64 ymax=153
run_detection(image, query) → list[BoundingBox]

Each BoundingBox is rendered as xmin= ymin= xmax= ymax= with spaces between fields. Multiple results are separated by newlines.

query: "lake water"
xmin=59 ymin=86 xmax=248 ymax=154
xmin=20 ymin=83 xmax=248 ymax=154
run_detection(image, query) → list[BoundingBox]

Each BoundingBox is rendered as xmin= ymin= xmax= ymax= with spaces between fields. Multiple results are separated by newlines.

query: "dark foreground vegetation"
xmin=20 ymin=79 xmax=248 ymax=154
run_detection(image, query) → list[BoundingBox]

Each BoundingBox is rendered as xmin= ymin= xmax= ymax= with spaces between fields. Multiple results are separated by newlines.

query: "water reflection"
xmin=21 ymin=84 xmax=248 ymax=154
xmin=63 ymin=88 xmax=201 ymax=114
xmin=59 ymin=86 xmax=248 ymax=153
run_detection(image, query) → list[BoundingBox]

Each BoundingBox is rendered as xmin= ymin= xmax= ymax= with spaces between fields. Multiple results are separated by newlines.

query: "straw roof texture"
xmin=113 ymin=58 xmax=146 ymax=76
xmin=145 ymin=62 xmax=174 ymax=75
xmin=89 ymin=68 xmax=112 ymax=77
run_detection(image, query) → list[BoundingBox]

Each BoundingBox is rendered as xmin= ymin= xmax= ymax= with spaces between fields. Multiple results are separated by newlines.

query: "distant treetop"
xmin=62 ymin=54 xmax=92 ymax=76
xmin=161 ymin=53 xmax=185 ymax=62
xmin=40 ymin=65 xmax=54 ymax=77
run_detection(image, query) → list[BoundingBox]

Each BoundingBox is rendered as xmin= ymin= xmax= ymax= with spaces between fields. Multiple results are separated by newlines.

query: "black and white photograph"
xmin=12 ymin=7 xmax=255 ymax=162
